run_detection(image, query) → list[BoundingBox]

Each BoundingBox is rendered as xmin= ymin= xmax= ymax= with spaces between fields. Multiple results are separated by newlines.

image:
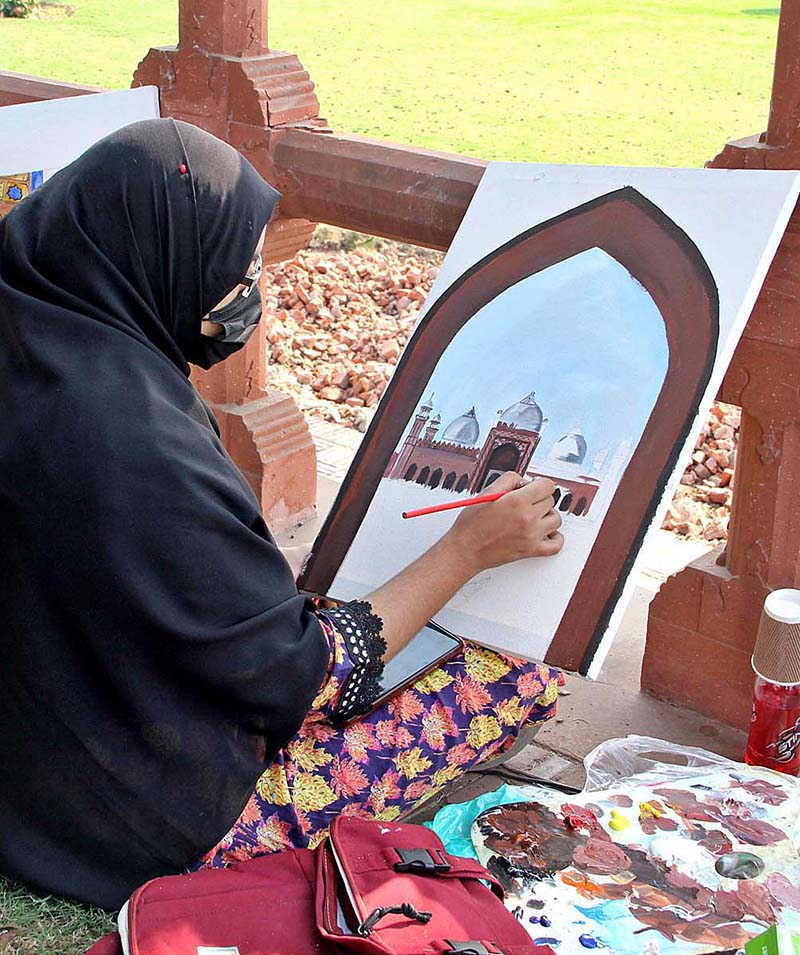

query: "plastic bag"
xmin=424 ymin=784 xmax=528 ymax=859
xmin=582 ymin=733 xmax=747 ymax=792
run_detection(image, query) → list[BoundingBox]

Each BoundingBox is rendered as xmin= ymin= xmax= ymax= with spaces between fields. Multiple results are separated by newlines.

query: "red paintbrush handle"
xmin=402 ymin=490 xmax=509 ymax=519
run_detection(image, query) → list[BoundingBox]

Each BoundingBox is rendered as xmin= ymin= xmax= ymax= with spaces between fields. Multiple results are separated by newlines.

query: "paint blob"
xmin=714 ymin=851 xmax=765 ymax=880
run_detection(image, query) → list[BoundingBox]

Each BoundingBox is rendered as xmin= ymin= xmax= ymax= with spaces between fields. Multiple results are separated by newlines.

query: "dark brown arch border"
xmin=300 ymin=187 xmax=720 ymax=674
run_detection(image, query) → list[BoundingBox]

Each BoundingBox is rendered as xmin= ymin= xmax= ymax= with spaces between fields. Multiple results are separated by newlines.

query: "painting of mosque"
xmin=302 ymin=193 xmax=680 ymax=667
xmin=383 ymin=391 xmax=609 ymax=520
xmin=301 ymin=169 xmax=800 ymax=672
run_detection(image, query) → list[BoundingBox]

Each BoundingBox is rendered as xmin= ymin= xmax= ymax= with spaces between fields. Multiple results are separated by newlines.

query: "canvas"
xmin=300 ymin=165 xmax=800 ymax=673
xmin=0 ymin=86 xmax=159 ymax=206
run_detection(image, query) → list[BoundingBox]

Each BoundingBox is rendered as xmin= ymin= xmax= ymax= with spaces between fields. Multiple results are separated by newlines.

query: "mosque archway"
xmin=443 ymin=471 xmax=457 ymax=490
xmin=301 ymin=188 xmax=719 ymax=675
xmin=403 ymin=464 xmax=417 ymax=482
xmin=477 ymin=443 xmax=521 ymax=490
xmin=429 ymin=468 xmax=443 ymax=488
xmin=552 ymin=488 xmax=562 ymax=505
xmin=416 ymin=466 xmax=430 ymax=485
xmin=574 ymin=497 xmax=587 ymax=516
xmin=559 ymin=492 xmax=573 ymax=512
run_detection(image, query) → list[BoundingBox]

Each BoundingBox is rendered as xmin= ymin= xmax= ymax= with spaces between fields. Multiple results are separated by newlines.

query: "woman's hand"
xmin=445 ymin=472 xmax=564 ymax=577
xmin=363 ymin=472 xmax=564 ymax=660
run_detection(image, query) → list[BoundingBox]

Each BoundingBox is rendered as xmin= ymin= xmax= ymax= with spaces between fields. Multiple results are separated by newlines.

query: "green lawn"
xmin=0 ymin=1 xmax=780 ymax=166
xmin=0 ymin=878 xmax=114 ymax=955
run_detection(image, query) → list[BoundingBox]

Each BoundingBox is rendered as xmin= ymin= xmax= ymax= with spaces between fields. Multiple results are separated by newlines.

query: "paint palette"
xmin=470 ymin=768 xmax=800 ymax=954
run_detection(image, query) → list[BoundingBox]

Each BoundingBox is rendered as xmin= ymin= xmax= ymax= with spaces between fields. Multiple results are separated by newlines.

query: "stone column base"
xmin=213 ymin=390 xmax=318 ymax=533
xmin=641 ymin=548 xmax=765 ymax=730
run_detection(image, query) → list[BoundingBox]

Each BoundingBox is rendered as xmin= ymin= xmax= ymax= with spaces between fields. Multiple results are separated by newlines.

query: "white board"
xmin=322 ymin=163 xmax=800 ymax=672
xmin=0 ymin=86 xmax=159 ymax=179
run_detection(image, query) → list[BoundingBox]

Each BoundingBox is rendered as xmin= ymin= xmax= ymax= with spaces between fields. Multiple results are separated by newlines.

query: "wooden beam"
xmin=271 ymin=128 xmax=486 ymax=250
xmin=0 ymin=71 xmax=100 ymax=108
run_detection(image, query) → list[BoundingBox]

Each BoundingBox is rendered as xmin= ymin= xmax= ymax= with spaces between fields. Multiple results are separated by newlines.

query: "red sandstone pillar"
xmin=132 ymin=0 xmax=326 ymax=531
xmin=642 ymin=2 xmax=800 ymax=728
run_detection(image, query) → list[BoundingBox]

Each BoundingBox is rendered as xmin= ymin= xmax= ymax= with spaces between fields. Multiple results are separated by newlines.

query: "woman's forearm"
xmin=359 ymin=474 xmax=563 ymax=661
xmin=362 ymin=530 xmax=477 ymax=660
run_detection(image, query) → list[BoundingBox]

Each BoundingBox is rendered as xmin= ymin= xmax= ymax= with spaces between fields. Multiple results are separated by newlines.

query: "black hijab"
xmin=0 ymin=119 xmax=328 ymax=908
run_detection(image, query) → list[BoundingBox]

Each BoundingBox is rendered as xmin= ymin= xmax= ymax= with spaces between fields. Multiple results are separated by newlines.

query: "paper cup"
xmin=752 ymin=589 xmax=800 ymax=685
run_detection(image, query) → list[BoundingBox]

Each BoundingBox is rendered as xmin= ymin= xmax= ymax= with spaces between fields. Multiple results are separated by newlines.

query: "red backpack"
xmin=86 ymin=816 xmax=553 ymax=955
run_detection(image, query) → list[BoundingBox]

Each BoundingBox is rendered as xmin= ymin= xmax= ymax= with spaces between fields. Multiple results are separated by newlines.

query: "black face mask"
xmin=188 ymin=284 xmax=263 ymax=369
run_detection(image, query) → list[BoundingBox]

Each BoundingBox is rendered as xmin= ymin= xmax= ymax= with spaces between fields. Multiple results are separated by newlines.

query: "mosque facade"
xmin=384 ymin=391 xmax=602 ymax=517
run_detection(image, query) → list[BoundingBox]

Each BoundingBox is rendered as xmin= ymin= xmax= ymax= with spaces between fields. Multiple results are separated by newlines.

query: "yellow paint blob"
xmin=639 ymin=801 xmax=662 ymax=819
xmin=608 ymin=809 xmax=630 ymax=831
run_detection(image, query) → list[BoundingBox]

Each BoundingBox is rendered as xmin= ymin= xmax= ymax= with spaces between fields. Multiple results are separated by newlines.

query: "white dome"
xmin=551 ymin=426 xmax=587 ymax=464
xmin=500 ymin=391 xmax=543 ymax=432
xmin=442 ymin=407 xmax=480 ymax=445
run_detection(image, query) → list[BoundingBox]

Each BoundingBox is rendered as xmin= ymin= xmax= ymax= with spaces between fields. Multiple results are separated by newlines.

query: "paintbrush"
xmin=402 ymin=489 xmax=509 ymax=519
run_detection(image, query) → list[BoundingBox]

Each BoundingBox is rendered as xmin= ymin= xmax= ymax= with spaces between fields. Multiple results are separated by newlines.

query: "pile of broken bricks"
xmin=262 ymin=238 xmax=740 ymax=544
xmin=663 ymin=402 xmax=739 ymax=542
xmin=262 ymin=243 xmax=438 ymax=433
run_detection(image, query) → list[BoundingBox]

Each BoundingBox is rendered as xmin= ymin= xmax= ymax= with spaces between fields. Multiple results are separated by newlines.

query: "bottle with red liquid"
xmin=745 ymin=588 xmax=800 ymax=776
xmin=745 ymin=676 xmax=800 ymax=775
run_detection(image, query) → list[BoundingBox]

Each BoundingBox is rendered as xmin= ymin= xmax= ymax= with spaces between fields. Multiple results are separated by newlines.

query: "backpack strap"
xmin=344 ymin=846 xmax=505 ymax=900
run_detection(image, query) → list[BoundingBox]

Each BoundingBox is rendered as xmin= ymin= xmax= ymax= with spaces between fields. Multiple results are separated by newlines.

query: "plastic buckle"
xmin=393 ymin=847 xmax=452 ymax=874
xmin=444 ymin=943 xmax=497 ymax=955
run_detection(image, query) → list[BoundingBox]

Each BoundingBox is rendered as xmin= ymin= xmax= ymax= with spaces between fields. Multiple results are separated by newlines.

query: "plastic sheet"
xmin=428 ymin=738 xmax=800 ymax=954
xmin=582 ymin=733 xmax=748 ymax=792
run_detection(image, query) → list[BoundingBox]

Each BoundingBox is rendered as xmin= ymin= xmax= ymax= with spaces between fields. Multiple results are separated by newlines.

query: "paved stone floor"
xmin=280 ymin=419 xmax=748 ymax=818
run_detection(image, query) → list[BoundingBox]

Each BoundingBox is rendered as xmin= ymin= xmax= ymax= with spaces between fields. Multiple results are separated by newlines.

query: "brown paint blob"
xmin=573 ymin=836 xmax=632 ymax=876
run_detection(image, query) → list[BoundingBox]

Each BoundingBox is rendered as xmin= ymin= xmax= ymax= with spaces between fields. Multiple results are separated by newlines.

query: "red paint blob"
xmin=178 ymin=163 xmax=187 ymax=175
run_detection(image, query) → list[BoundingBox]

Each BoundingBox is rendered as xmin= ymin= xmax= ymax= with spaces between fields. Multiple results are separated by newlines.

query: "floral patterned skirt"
xmin=192 ymin=617 xmax=559 ymax=868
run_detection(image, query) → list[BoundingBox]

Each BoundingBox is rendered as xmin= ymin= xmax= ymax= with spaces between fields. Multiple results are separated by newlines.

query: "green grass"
xmin=0 ymin=0 xmax=782 ymax=948
xmin=0 ymin=878 xmax=114 ymax=954
xmin=0 ymin=1 xmax=780 ymax=166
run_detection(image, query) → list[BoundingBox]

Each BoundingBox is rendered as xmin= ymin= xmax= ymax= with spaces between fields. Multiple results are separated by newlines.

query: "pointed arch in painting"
xmin=301 ymin=187 xmax=719 ymax=673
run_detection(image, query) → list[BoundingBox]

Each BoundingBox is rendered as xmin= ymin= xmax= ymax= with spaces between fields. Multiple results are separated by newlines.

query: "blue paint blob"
xmin=540 ymin=916 xmax=552 ymax=928
xmin=579 ymin=935 xmax=600 ymax=949
xmin=529 ymin=916 xmax=541 ymax=925
xmin=534 ymin=939 xmax=560 ymax=948
xmin=7 ymin=185 xmax=22 ymax=201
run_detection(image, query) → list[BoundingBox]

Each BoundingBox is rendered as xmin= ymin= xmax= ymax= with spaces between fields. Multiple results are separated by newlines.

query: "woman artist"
xmin=0 ymin=118 xmax=563 ymax=909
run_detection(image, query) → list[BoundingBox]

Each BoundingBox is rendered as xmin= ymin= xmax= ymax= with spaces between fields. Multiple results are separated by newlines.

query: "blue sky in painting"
xmin=396 ymin=248 xmax=669 ymax=472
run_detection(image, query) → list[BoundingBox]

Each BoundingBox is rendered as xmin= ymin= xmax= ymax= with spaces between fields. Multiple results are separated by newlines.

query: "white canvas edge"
xmin=0 ymin=86 xmax=160 ymax=176
xmin=421 ymin=163 xmax=800 ymax=325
